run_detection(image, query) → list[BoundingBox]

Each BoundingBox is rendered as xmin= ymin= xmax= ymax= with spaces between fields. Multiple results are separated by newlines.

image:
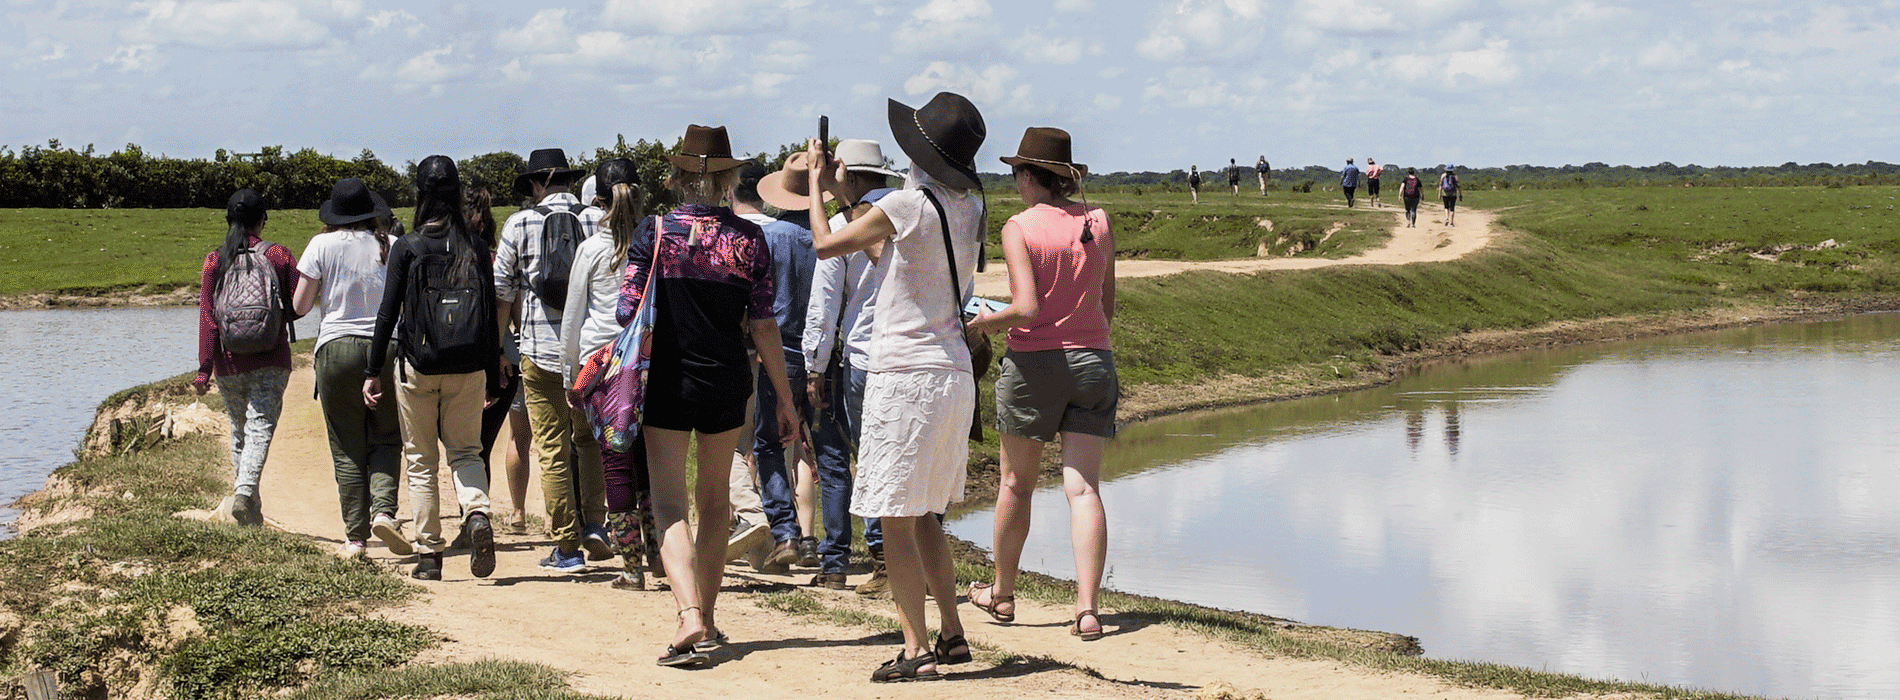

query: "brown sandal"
xmin=1071 ymin=609 xmax=1103 ymax=641
xmin=967 ymin=582 xmax=1015 ymax=623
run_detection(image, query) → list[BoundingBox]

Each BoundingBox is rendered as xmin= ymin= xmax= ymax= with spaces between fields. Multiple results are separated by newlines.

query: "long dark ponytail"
xmin=216 ymin=189 xmax=267 ymax=282
xmin=413 ymin=155 xmax=476 ymax=285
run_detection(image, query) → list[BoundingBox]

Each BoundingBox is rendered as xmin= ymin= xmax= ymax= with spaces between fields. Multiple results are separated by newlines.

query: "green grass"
xmin=283 ymin=660 xmax=613 ymax=700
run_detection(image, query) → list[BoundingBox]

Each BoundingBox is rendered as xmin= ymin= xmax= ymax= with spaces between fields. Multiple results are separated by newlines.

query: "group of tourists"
xmin=1341 ymin=158 xmax=1462 ymax=226
xmin=191 ymin=91 xmax=1119 ymax=680
xmin=1184 ymin=156 xmax=1273 ymax=204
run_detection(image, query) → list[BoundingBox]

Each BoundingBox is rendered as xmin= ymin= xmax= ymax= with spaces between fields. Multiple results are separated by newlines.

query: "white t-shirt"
xmin=867 ymin=186 xmax=983 ymax=373
xmin=296 ymin=229 xmax=388 ymax=352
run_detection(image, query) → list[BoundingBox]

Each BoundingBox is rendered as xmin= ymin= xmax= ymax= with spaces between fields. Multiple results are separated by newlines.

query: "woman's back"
xmin=868 ymin=185 xmax=983 ymax=373
xmin=299 ymin=229 xmax=388 ymax=349
xmin=1005 ymin=202 xmax=1111 ymax=353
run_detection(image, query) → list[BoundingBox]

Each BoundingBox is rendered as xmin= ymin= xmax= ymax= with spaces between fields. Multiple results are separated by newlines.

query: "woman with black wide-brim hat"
xmin=605 ymin=125 xmax=799 ymax=668
xmin=804 ymin=92 xmax=986 ymax=682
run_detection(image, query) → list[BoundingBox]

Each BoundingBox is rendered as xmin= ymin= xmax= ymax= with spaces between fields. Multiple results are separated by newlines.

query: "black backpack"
xmin=399 ymin=238 xmax=491 ymax=375
xmin=531 ymin=204 xmax=590 ymax=310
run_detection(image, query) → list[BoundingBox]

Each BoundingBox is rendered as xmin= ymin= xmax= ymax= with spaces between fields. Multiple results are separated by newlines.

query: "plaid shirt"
xmin=494 ymin=192 xmax=603 ymax=369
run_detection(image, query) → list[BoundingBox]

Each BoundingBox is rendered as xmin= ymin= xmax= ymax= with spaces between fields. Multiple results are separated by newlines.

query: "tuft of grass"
xmin=284 ymin=660 xmax=612 ymax=700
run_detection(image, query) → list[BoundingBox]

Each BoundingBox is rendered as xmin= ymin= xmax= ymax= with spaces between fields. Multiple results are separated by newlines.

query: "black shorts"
xmin=1367 ymin=179 xmax=1381 ymax=196
xmin=644 ymin=390 xmax=748 ymax=434
xmin=1441 ymin=196 xmax=1457 ymax=211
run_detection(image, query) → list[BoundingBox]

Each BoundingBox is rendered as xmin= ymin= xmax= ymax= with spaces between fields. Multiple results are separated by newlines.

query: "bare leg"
xmin=691 ymin=427 xmax=741 ymax=631
xmin=794 ymin=447 xmax=817 ymax=538
xmin=644 ymin=427 xmax=705 ymax=651
xmin=979 ymin=432 xmax=1043 ymax=617
xmin=504 ymin=408 xmax=531 ymax=527
xmin=882 ymin=515 xmax=948 ymax=671
xmin=913 ymin=514 xmax=966 ymax=643
xmin=1061 ymin=432 xmax=1107 ymax=636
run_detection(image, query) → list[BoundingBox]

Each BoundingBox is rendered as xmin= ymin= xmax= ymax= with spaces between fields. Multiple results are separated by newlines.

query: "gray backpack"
xmin=212 ymin=243 xmax=286 ymax=355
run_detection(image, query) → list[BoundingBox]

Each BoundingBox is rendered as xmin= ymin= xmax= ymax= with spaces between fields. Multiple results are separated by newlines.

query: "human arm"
xmin=559 ymin=244 xmax=597 ymax=390
xmin=192 ymin=252 xmax=218 ymax=394
xmin=272 ymin=244 xmax=303 ymax=322
xmin=1098 ymin=210 xmax=1116 ymax=325
xmin=292 ymin=273 xmax=319 ymax=318
xmin=967 ymin=219 xmax=1039 ymax=335
xmin=362 ymin=239 xmax=409 ymax=408
xmin=805 ymin=140 xmax=896 ymax=260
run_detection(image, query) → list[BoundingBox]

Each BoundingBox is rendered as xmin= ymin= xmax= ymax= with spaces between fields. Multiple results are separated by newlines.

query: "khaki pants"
xmin=522 ymin=358 xmax=606 ymax=551
xmin=395 ymin=362 xmax=490 ymax=554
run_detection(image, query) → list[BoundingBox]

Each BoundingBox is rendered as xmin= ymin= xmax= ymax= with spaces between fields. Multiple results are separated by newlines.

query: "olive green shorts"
xmin=994 ymin=348 xmax=1119 ymax=441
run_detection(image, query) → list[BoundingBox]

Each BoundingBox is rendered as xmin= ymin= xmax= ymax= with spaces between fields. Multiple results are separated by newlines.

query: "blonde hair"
xmin=603 ymin=182 xmax=645 ymax=270
xmin=666 ymin=167 xmax=740 ymax=206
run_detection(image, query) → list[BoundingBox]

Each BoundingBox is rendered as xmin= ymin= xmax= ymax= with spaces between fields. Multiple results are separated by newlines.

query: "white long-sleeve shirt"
xmin=802 ymin=188 xmax=895 ymax=373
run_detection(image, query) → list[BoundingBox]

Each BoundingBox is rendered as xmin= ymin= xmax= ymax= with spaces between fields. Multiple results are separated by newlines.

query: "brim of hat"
xmin=999 ymin=155 xmax=1087 ymax=180
xmin=663 ymin=154 xmax=747 ymax=173
xmin=316 ymin=191 xmax=391 ymax=226
xmin=757 ymin=170 xmax=833 ymax=211
xmin=845 ymin=164 xmax=905 ymax=179
xmin=888 ymin=99 xmax=981 ymax=191
xmin=513 ymin=168 xmax=587 ymax=196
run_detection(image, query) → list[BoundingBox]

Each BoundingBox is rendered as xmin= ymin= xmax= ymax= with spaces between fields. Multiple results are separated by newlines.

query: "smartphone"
xmin=818 ymin=116 xmax=830 ymax=161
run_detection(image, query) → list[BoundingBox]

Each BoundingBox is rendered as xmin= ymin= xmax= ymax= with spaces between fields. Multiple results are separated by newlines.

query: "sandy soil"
xmin=973 ymin=204 xmax=1493 ymax=297
xmin=222 ymin=206 xmax=1587 ymax=699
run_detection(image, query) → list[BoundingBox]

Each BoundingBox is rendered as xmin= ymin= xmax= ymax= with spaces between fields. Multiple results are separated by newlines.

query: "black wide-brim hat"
xmin=1000 ymin=126 xmax=1087 ymax=180
xmin=318 ymin=177 xmax=391 ymax=226
xmin=663 ymin=125 xmax=747 ymax=173
xmin=513 ymin=148 xmax=586 ymax=196
xmin=889 ymin=92 xmax=985 ymax=191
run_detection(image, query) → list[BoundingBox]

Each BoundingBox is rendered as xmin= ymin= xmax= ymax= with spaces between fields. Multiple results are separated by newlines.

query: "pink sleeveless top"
xmin=1005 ymin=202 xmax=1112 ymax=353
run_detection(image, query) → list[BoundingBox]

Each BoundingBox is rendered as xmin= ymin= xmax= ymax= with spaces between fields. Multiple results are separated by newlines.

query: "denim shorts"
xmin=995 ymin=348 xmax=1119 ymax=441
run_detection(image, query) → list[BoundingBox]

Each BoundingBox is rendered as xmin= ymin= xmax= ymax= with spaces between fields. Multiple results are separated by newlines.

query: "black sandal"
xmin=933 ymin=633 xmax=972 ymax=665
xmin=870 ymin=651 xmax=942 ymax=682
xmin=658 ymin=607 xmax=711 ymax=667
xmin=693 ymin=628 xmax=729 ymax=652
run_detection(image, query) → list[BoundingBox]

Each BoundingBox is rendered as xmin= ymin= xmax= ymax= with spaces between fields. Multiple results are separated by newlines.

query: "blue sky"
xmin=3 ymin=0 xmax=1895 ymax=173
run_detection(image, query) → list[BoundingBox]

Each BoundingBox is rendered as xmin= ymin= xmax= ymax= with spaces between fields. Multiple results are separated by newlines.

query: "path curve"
xmin=973 ymin=205 xmax=1495 ymax=297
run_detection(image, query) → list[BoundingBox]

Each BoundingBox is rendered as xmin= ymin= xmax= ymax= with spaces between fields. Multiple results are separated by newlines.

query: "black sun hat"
xmin=318 ymin=178 xmax=391 ymax=226
xmin=513 ymin=148 xmax=586 ymax=197
xmin=888 ymin=92 xmax=985 ymax=191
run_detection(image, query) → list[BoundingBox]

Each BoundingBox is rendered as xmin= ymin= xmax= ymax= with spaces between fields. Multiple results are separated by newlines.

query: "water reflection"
xmin=948 ymin=313 xmax=1900 ymax=700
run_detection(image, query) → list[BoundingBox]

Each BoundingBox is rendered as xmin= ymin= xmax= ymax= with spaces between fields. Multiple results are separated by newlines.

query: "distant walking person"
xmin=1340 ymin=158 xmax=1360 ymax=208
xmin=967 ymin=126 xmax=1116 ymax=643
xmin=365 ymin=156 xmax=504 ymax=581
xmin=1398 ymin=168 xmax=1423 ymax=228
xmin=1187 ymin=165 xmax=1202 ymax=205
xmin=1255 ymin=156 xmax=1270 ymax=195
xmin=1365 ymin=158 xmax=1383 ymax=208
xmin=293 ymin=179 xmax=401 ymax=557
xmin=1226 ymin=158 xmax=1241 ymax=197
xmin=194 ymin=189 xmax=301 ymax=528
xmin=1440 ymin=166 xmax=1461 ymax=226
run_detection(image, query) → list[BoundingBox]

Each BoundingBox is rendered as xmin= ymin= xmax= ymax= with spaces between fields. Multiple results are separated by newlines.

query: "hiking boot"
xmin=466 ymin=513 xmax=496 ymax=579
xmin=855 ymin=562 xmax=889 ymax=598
xmin=810 ymin=572 xmax=848 ymax=590
xmin=612 ymin=570 xmax=647 ymax=591
xmin=372 ymin=513 xmax=414 ymax=555
xmin=581 ymin=523 xmax=615 ymax=561
xmin=412 ymin=553 xmax=443 ymax=581
xmin=538 ymin=548 xmax=586 ymax=574
xmin=232 ymin=492 xmax=262 ymax=527
xmin=796 ymin=536 xmax=820 ymax=568
xmin=756 ymin=539 xmax=797 ymax=575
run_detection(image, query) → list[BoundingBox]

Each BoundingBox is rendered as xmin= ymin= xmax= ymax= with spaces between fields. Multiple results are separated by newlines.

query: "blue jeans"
xmin=754 ymin=358 xmax=808 ymax=545
xmin=812 ymin=363 xmax=873 ymax=571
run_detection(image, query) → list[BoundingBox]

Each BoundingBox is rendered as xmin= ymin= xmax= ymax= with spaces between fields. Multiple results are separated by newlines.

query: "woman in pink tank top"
xmin=965 ymin=127 xmax=1116 ymax=641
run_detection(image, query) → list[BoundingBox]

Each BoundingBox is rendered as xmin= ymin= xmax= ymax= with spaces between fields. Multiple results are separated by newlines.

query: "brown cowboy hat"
xmin=888 ymin=92 xmax=985 ymax=191
xmin=512 ymin=148 xmax=586 ymax=197
xmin=757 ymin=151 xmax=837 ymax=211
xmin=1000 ymin=126 xmax=1087 ymax=179
xmin=663 ymin=125 xmax=747 ymax=173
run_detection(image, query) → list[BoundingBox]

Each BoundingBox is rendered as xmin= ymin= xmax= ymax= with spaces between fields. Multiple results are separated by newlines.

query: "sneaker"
xmin=810 ymin=572 xmax=847 ymax=590
xmin=467 ymin=513 xmax=496 ymax=579
xmin=340 ymin=540 xmax=367 ymax=559
xmin=727 ymin=518 xmax=770 ymax=562
xmin=412 ymin=553 xmax=443 ymax=581
xmin=756 ymin=539 xmax=796 ymax=575
xmin=855 ymin=563 xmax=889 ymax=598
xmin=581 ymin=523 xmax=615 ymax=561
xmin=372 ymin=513 xmax=414 ymax=555
xmin=612 ymin=570 xmax=646 ymax=591
xmin=538 ymin=548 xmax=586 ymax=574
xmin=796 ymin=536 xmax=820 ymax=568
xmin=232 ymin=493 xmax=262 ymax=527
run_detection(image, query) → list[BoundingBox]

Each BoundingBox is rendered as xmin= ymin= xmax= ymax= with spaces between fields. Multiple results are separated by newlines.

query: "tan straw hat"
xmin=756 ymin=151 xmax=834 ymax=211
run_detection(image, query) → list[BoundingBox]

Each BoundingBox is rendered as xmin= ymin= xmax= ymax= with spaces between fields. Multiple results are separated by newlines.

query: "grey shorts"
xmin=995 ymin=348 xmax=1119 ymax=441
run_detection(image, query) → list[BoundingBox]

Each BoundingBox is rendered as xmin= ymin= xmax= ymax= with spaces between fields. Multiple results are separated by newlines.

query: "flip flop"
xmin=967 ymin=582 xmax=1015 ymax=623
xmin=656 ymin=643 xmax=709 ymax=667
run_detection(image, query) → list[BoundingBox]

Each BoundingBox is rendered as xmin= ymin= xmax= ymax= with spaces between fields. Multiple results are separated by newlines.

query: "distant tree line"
xmin=5 ymin=139 xmax=1895 ymax=210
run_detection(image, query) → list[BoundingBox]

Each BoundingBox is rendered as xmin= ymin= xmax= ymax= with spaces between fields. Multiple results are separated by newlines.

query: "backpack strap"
xmin=919 ymin=188 xmax=964 ymax=319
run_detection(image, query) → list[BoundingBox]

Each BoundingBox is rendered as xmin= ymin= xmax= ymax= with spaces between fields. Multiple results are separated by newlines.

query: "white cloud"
xmin=104 ymin=43 xmax=157 ymax=71
xmin=366 ymin=10 xmax=419 ymax=37
xmin=121 ymin=0 xmax=334 ymax=49
xmin=496 ymin=9 xmax=572 ymax=52
xmin=902 ymin=60 xmax=1020 ymax=105
xmin=1141 ymin=66 xmax=1239 ymax=109
xmin=1136 ymin=0 xmax=1268 ymax=61
xmin=37 ymin=42 xmax=68 ymax=62
xmin=764 ymin=39 xmax=812 ymax=71
xmin=1637 ymin=36 xmax=1696 ymax=68
xmin=1094 ymin=93 xmax=1122 ymax=111
xmin=499 ymin=58 xmax=531 ymax=84
xmin=896 ymin=0 xmax=994 ymax=52
xmin=1012 ymin=32 xmax=1085 ymax=64
xmin=1385 ymin=38 xmax=1520 ymax=88
xmin=603 ymin=0 xmax=782 ymax=35
xmin=1294 ymin=0 xmax=1399 ymax=33
xmin=389 ymin=45 xmax=468 ymax=89
xmin=1055 ymin=0 xmax=1093 ymax=10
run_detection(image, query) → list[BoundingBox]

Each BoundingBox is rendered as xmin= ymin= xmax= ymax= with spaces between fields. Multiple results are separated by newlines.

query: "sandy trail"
xmin=973 ymin=204 xmax=1494 ymax=297
xmin=251 ymin=207 xmax=1541 ymax=699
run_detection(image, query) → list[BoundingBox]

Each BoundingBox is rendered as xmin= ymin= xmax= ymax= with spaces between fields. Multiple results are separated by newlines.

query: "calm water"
xmin=948 ymin=313 xmax=1900 ymax=700
xmin=0 ymin=308 xmax=319 ymax=535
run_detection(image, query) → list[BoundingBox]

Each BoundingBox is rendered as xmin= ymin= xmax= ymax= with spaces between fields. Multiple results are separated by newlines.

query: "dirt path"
xmin=973 ymin=204 xmax=1494 ymax=297
xmin=245 ymin=206 xmax=1562 ymax=698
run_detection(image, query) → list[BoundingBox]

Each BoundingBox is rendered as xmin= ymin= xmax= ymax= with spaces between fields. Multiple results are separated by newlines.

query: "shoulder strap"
xmin=919 ymin=188 xmax=963 ymax=316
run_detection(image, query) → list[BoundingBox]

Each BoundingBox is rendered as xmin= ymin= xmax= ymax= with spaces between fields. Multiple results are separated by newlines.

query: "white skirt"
xmin=851 ymin=368 xmax=974 ymax=518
